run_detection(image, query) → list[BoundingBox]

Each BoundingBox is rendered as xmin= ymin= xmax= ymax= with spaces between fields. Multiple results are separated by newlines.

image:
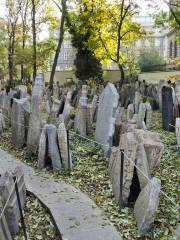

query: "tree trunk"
xmin=49 ymin=0 xmax=67 ymax=89
xmin=32 ymin=0 xmax=37 ymax=81
xmin=118 ymin=64 xmax=125 ymax=88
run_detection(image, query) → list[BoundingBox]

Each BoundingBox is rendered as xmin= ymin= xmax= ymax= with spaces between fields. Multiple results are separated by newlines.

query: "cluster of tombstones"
xmin=94 ymin=83 xmax=164 ymax=235
xmin=0 ymin=167 xmax=26 ymax=240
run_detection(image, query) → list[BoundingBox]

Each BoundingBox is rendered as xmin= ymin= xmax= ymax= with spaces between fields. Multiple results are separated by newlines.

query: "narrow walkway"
xmin=0 ymin=149 xmax=122 ymax=240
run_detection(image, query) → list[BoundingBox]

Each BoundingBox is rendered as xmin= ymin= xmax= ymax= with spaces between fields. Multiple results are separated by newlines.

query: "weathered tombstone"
xmin=0 ymin=199 xmax=12 ymax=240
xmin=134 ymin=129 xmax=164 ymax=174
xmin=158 ymin=80 xmax=168 ymax=112
xmin=47 ymin=124 xmax=61 ymax=170
xmin=0 ymin=172 xmax=20 ymax=237
xmin=127 ymin=104 xmax=134 ymax=121
xmin=75 ymin=95 xmax=87 ymax=136
xmin=137 ymin=103 xmax=147 ymax=129
xmin=95 ymin=83 xmax=119 ymax=156
xmin=176 ymin=118 xmax=180 ymax=147
xmin=90 ymin=94 xmax=98 ymax=123
xmin=162 ymin=86 xmax=174 ymax=131
xmin=38 ymin=124 xmax=48 ymax=169
xmin=86 ymin=104 xmax=91 ymax=134
xmin=63 ymin=90 xmax=73 ymax=125
xmin=57 ymin=115 xmax=72 ymax=169
xmin=175 ymin=225 xmax=180 ymax=240
xmin=51 ymin=99 xmax=60 ymax=118
xmin=134 ymin=91 xmax=142 ymax=114
xmin=17 ymin=85 xmax=27 ymax=98
xmin=145 ymin=102 xmax=152 ymax=129
xmin=11 ymin=98 xmax=30 ymax=148
xmin=136 ymin=144 xmax=151 ymax=189
xmin=0 ymin=109 xmax=6 ymax=135
xmin=13 ymin=167 xmax=26 ymax=208
xmin=27 ymin=74 xmax=44 ymax=154
xmin=53 ymin=82 xmax=59 ymax=99
xmin=134 ymin=177 xmax=161 ymax=235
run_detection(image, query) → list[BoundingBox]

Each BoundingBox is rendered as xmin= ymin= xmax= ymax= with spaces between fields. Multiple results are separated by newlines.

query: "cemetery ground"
xmin=0 ymin=111 xmax=179 ymax=240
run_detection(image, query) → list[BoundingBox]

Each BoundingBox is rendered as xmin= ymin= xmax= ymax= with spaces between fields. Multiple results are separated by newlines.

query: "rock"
xmin=95 ymin=83 xmax=119 ymax=156
xmin=136 ymin=144 xmax=151 ymax=189
xmin=47 ymin=124 xmax=61 ymax=171
xmin=38 ymin=124 xmax=48 ymax=169
xmin=134 ymin=177 xmax=161 ymax=235
xmin=57 ymin=115 xmax=72 ymax=169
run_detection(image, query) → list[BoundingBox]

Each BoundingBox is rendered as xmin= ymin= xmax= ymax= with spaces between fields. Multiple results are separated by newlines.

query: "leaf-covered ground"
xmin=15 ymin=194 xmax=60 ymax=240
xmin=0 ymin=111 xmax=179 ymax=240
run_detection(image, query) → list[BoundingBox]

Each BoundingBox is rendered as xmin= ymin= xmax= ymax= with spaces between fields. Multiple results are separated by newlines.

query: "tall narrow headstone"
xmin=162 ymin=86 xmax=174 ymax=131
xmin=27 ymin=74 xmax=44 ymax=154
xmin=95 ymin=83 xmax=119 ymax=156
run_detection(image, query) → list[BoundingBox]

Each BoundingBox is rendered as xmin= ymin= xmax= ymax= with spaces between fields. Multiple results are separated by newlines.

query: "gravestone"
xmin=47 ymin=124 xmax=61 ymax=170
xmin=63 ymin=90 xmax=73 ymax=125
xmin=158 ymin=80 xmax=168 ymax=111
xmin=57 ymin=115 xmax=72 ymax=169
xmin=38 ymin=124 xmax=48 ymax=169
xmin=134 ymin=177 xmax=161 ymax=235
xmin=0 ymin=172 xmax=20 ymax=237
xmin=134 ymin=129 xmax=164 ymax=173
xmin=136 ymin=144 xmax=150 ymax=189
xmin=27 ymin=74 xmax=44 ymax=154
xmin=134 ymin=91 xmax=142 ymax=114
xmin=95 ymin=83 xmax=119 ymax=156
xmin=11 ymin=98 xmax=30 ymax=148
xmin=137 ymin=103 xmax=146 ymax=129
xmin=175 ymin=118 xmax=180 ymax=147
xmin=0 ymin=109 xmax=6 ymax=135
xmin=0 ymin=199 xmax=12 ymax=240
xmin=162 ymin=86 xmax=174 ymax=131
xmin=145 ymin=102 xmax=152 ymax=129
xmin=91 ymin=94 xmax=98 ymax=122
xmin=127 ymin=104 xmax=134 ymax=121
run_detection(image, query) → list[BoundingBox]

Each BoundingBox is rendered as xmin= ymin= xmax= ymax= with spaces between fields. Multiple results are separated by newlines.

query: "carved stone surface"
xmin=134 ymin=177 xmax=161 ymax=235
xmin=27 ymin=74 xmax=44 ymax=154
xmin=127 ymin=104 xmax=134 ymax=121
xmin=11 ymin=98 xmax=30 ymax=148
xmin=134 ymin=92 xmax=142 ymax=114
xmin=158 ymin=80 xmax=168 ymax=112
xmin=176 ymin=118 xmax=180 ymax=147
xmin=136 ymin=144 xmax=150 ymax=189
xmin=95 ymin=83 xmax=119 ymax=156
xmin=47 ymin=124 xmax=61 ymax=171
xmin=38 ymin=124 xmax=48 ymax=169
xmin=145 ymin=102 xmax=152 ymax=129
xmin=134 ymin=129 xmax=164 ymax=173
xmin=162 ymin=86 xmax=174 ymax=131
xmin=57 ymin=115 xmax=72 ymax=169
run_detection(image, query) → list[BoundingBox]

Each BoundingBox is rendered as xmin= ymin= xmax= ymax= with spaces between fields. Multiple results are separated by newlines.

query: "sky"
xmin=0 ymin=0 xmax=169 ymax=18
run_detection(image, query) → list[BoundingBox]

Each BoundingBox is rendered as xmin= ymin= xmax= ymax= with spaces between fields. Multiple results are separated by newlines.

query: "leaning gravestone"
xmin=57 ymin=115 xmax=72 ymax=169
xmin=134 ymin=91 xmax=142 ymax=114
xmin=27 ymin=74 xmax=44 ymax=154
xmin=145 ymin=102 xmax=152 ymax=129
xmin=38 ymin=124 xmax=48 ymax=169
xmin=134 ymin=177 xmax=161 ymax=235
xmin=162 ymin=86 xmax=174 ymax=131
xmin=95 ymin=83 xmax=119 ymax=156
xmin=47 ymin=124 xmax=61 ymax=170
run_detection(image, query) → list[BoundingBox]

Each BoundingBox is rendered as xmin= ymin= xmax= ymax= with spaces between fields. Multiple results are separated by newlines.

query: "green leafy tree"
xmin=138 ymin=46 xmax=165 ymax=72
